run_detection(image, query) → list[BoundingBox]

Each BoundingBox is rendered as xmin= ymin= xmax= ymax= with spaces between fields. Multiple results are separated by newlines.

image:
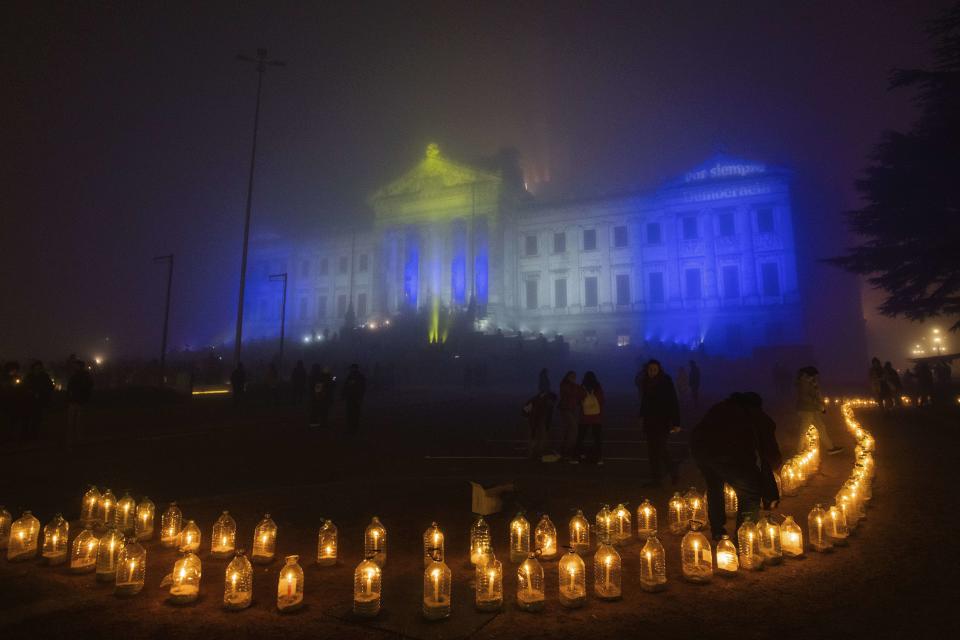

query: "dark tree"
xmin=831 ymin=4 xmax=960 ymax=330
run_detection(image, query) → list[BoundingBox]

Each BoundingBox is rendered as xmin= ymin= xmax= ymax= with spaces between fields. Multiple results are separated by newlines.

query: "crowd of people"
xmin=0 ymin=357 xmax=94 ymax=443
xmin=870 ymin=356 xmax=954 ymax=408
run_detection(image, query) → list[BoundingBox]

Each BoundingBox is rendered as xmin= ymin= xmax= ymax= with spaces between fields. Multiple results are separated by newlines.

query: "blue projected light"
xmin=474 ymin=217 xmax=489 ymax=305
xmin=451 ymin=221 xmax=466 ymax=305
xmin=404 ymin=228 xmax=420 ymax=309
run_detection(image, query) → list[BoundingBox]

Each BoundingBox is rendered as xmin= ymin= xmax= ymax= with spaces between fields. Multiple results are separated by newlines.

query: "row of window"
xmin=299 ymin=254 xmax=369 ymax=278
xmin=522 ymin=208 xmax=777 ymax=257
xmin=263 ymin=292 xmax=369 ymax=323
xmin=524 ymin=262 xmax=782 ymax=310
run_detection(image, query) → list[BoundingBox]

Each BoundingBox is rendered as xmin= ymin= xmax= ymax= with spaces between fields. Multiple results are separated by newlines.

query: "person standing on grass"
xmin=688 ymin=360 xmax=701 ymax=406
xmin=691 ymin=392 xmax=783 ymax=539
xmin=557 ymin=370 xmax=580 ymax=460
xmin=341 ymin=364 xmax=367 ymax=434
xmin=24 ymin=361 xmax=53 ymax=440
xmin=66 ymin=360 xmax=93 ymax=445
xmin=796 ymin=366 xmax=843 ymax=455
xmin=308 ymin=365 xmax=336 ymax=428
xmin=638 ymin=359 xmax=681 ymax=487
xmin=572 ymin=371 xmax=605 ymax=465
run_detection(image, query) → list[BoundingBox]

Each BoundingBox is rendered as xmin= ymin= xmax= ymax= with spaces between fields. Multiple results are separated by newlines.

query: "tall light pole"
xmin=153 ymin=254 xmax=174 ymax=386
xmin=234 ymin=48 xmax=285 ymax=366
xmin=269 ymin=272 xmax=288 ymax=371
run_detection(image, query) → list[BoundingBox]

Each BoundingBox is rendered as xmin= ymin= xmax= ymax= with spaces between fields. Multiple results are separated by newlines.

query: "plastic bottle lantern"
xmin=836 ymin=490 xmax=858 ymax=531
xmin=558 ymin=548 xmax=586 ymax=607
xmin=169 ymin=552 xmax=202 ymax=604
xmin=807 ymin=504 xmax=833 ymax=553
xmin=364 ymin=516 xmax=387 ymax=567
xmin=475 ymin=554 xmax=503 ymax=612
xmin=737 ymin=518 xmax=763 ymax=571
xmin=135 ymin=497 xmax=155 ymax=541
xmin=757 ymin=515 xmax=783 ymax=564
xmin=70 ymin=528 xmax=99 ymax=572
xmin=684 ymin=488 xmax=706 ymax=526
xmin=0 ymin=506 xmax=10 ymax=551
xmin=423 ymin=522 xmax=445 ymax=567
xmin=668 ymin=493 xmax=687 ymax=535
xmin=595 ymin=505 xmax=613 ymax=545
xmin=115 ymin=539 xmax=146 ymax=596
xmin=179 ymin=519 xmax=201 ymax=553
xmin=779 ymin=461 xmax=800 ymax=497
xmin=353 ymin=556 xmax=382 ymax=618
xmin=715 ymin=535 xmax=739 ymax=575
xmin=7 ymin=511 xmax=40 ymax=561
xmin=612 ymin=504 xmax=632 ymax=543
xmin=96 ymin=527 xmax=125 ymax=582
xmin=826 ymin=505 xmax=849 ymax=546
xmin=516 ymin=553 xmax=545 ymax=611
xmin=317 ymin=519 xmax=338 ymax=566
xmin=470 ymin=516 xmax=492 ymax=566
xmin=224 ymin=551 xmax=253 ymax=610
xmin=593 ymin=543 xmax=622 ymax=600
xmin=81 ymin=486 xmax=101 ymax=527
xmin=41 ymin=513 xmax=69 ymax=565
xmin=116 ymin=493 xmax=136 ymax=535
xmin=569 ymin=510 xmax=590 ymax=553
xmin=252 ymin=514 xmax=278 ymax=564
xmin=160 ymin=502 xmax=182 ymax=548
xmin=212 ymin=511 xmax=237 ymax=558
xmin=681 ymin=525 xmax=713 ymax=583
xmin=509 ymin=513 xmax=530 ymax=563
xmin=100 ymin=488 xmax=117 ymax=528
xmin=277 ymin=555 xmax=304 ymax=612
xmin=780 ymin=516 xmax=804 ymax=557
xmin=723 ymin=484 xmax=739 ymax=518
xmin=640 ymin=535 xmax=667 ymax=592
xmin=636 ymin=500 xmax=657 ymax=538
xmin=422 ymin=555 xmax=452 ymax=620
xmin=534 ymin=515 xmax=558 ymax=560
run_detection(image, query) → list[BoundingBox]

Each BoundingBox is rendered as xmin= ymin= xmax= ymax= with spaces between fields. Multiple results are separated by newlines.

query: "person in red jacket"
xmin=572 ymin=371 xmax=605 ymax=465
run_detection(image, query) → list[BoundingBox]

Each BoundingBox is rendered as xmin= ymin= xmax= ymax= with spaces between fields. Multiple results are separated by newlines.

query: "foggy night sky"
xmin=3 ymin=0 xmax=954 ymax=370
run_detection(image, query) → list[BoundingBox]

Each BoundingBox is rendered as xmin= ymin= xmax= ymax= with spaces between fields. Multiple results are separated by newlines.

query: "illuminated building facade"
xmin=246 ymin=145 xmax=804 ymax=355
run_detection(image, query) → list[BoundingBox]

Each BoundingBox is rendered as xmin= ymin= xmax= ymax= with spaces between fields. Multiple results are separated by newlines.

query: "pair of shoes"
xmin=826 ymin=447 xmax=845 ymax=455
xmin=308 ymin=423 xmax=320 ymax=428
xmin=596 ymin=458 xmax=604 ymax=466
xmin=541 ymin=454 xmax=561 ymax=463
xmin=566 ymin=458 xmax=579 ymax=465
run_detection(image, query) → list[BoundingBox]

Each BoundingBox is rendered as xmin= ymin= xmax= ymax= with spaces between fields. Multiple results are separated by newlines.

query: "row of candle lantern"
xmin=0 ymin=399 xmax=876 ymax=617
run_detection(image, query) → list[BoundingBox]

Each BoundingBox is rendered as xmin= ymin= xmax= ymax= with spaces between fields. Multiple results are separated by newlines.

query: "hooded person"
xmin=690 ymin=392 xmax=783 ymax=539
xmin=636 ymin=359 xmax=681 ymax=486
xmin=796 ymin=366 xmax=843 ymax=455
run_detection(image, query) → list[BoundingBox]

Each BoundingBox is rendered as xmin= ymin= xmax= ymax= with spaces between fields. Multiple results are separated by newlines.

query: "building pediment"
xmin=369 ymin=144 xmax=500 ymax=203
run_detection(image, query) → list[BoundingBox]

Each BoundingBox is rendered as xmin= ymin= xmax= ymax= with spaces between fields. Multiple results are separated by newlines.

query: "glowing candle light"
xmin=223 ymin=550 xmax=253 ymax=610
xmin=277 ymin=555 xmax=304 ymax=612
xmin=758 ymin=515 xmax=783 ymax=564
xmin=179 ymin=519 xmax=201 ymax=553
xmin=737 ymin=518 xmax=763 ymax=571
xmin=636 ymin=499 xmax=658 ymax=538
xmin=475 ymin=555 xmax=502 ymax=612
xmin=668 ymin=493 xmax=687 ymax=535
xmin=160 ymin=502 xmax=182 ymax=548
xmin=423 ymin=522 xmax=445 ymax=567
xmin=640 ymin=534 xmax=667 ymax=592
xmin=116 ymin=492 xmax=136 ymax=535
xmin=169 ymin=552 xmax=202 ymax=604
xmin=808 ymin=504 xmax=833 ymax=553
xmin=115 ymin=539 xmax=146 ymax=596
xmin=558 ymin=548 xmax=586 ymax=608
xmin=41 ymin=513 xmax=69 ymax=565
xmin=422 ymin=557 xmax=451 ymax=620
xmin=134 ymin=497 xmax=155 ymax=541
xmin=252 ymin=514 xmax=278 ymax=564
xmin=353 ymin=557 xmax=382 ymax=617
xmin=81 ymin=486 xmax=101 ymax=527
xmin=593 ymin=544 xmax=622 ymax=600
xmin=516 ymin=553 xmax=545 ymax=611
xmin=7 ymin=511 xmax=40 ymax=561
xmin=715 ymin=535 xmax=739 ymax=575
xmin=70 ymin=528 xmax=99 ymax=573
xmin=569 ymin=510 xmax=590 ymax=553
xmin=780 ymin=516 xmax=804 ymax=558
xmin=470 ymin=516 xmax=492 ymax=566
xmin=317 ymin=519 xmax=338 ymax=566
xmin=509 ymin=513 xmax=530 ymax=563
xmin=96 ymin=527 xmax=125 ymax=582
xmin=613 ymin=503 xmax=632 ymax=543
xmin=211 ymin=511 xmax=236 ymax=558
xmin=364 ymin=516 xmax=387 ymax=567
xmin=681 ymin=524 xmax=713 ymax=583
xmin=535 ymin=515 xmax=558 ymax=560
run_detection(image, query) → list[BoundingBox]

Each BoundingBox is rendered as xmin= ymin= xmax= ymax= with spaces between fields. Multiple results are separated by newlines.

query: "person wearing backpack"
xmin=572 ymin=371 xmax=605 ymax=465
xmin=637 ymin=359 xmax=681 ymax=486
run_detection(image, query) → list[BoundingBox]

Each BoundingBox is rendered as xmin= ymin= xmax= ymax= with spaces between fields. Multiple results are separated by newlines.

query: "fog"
xmin=3 ymin=0 xmax=954 ymax=375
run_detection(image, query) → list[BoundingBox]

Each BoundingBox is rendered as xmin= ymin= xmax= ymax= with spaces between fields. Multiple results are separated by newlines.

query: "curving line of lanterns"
xmin=0 ymin=400 xmax=875 ymax=618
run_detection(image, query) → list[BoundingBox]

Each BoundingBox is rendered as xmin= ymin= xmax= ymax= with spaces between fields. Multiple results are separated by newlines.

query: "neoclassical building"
xmin=245 ymin=144 xmax=804 ymax=356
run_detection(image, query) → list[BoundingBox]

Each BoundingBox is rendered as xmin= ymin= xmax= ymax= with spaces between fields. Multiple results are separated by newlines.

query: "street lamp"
xmin=269 ymin=273 xmax=288 ymax=371
xmin=233 ymin=48 xmax=285 ymax=367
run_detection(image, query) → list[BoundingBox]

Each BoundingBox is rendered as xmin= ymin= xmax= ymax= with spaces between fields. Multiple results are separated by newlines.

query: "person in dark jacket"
xmin=524 ymin=388 xmax=557 ymax=460
xmin=637 ymin=360 xmax=681 ymax=486
xmin=691 ymin=392 xmax=783 ymax=539
xmin=24 ymin=361 xmax=53 ymax=439
xmin=66 ymin=360 xmax=93 ymax=445
xmin=230 ymin=363 xmax=247 ymax=407
xmin=572 ymin=371 xmax=605 ymax=465
xmin=341 ymin=364 xmax=367 ymax=433
xmin=290 ymin=360 xmax=307 ymax=406
xmin=556 ymin=371 xmax=580 ymax=459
